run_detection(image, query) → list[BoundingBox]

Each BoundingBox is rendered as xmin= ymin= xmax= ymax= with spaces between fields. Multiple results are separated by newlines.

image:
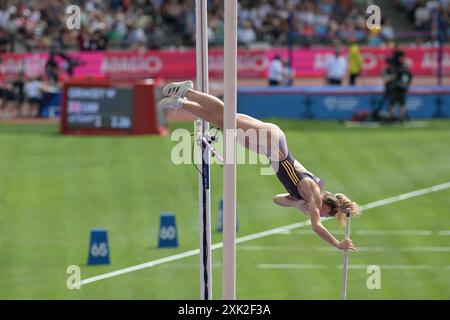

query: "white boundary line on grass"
xmin=257 ymin=264 xmax=446 ymax=270
xmin=356 ymin=230 xmax=433 ymax=236
xmin=237 ymin=245 xmax=450 ymax=253
xmin=276 ymin=229 xmax=450 ymax=236
xmin=78 ymin=181 xmax=450 ymax=286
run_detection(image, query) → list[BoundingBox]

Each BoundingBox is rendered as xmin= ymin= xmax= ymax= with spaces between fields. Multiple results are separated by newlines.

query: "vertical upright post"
xmin=287 ymin=12 xmax=294 ymax=74
xmin=436 ymin=10 xmax=444 ymax=86
xmin=195 ymin=0 xmax=212 ymax=300
xmin=223 ymin=0 xmax=237 ymax=300
xmin=341 ymin=210 xmax=351 ymax=300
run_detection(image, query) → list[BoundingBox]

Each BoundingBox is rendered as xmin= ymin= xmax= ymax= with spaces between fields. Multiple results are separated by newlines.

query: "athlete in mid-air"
xmin=159 ymin=81 xmax=359 ymax=251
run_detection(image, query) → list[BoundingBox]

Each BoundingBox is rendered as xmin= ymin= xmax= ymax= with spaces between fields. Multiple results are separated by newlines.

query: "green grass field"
xmin=0 ymin=120 xmax=449 ymax=300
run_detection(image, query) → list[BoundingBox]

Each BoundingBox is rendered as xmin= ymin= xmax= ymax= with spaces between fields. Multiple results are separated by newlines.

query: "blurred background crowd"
xmin=0 ymin=0 xmax=448 ymax=53
xmin=0 ymin=0 xmax=448 ymax=120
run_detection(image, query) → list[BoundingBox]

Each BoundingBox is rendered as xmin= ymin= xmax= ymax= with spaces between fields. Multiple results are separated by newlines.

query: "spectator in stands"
xmin=325 ymin=44 xmax=347 ymax=85
xmin=414 ymin=2 xmax=432 ymax=30
xmin=0 ymin=0 xmax=396 ymax=52
xmin=89 ymin=30 xmax=108 ymax=51
xmin=208 ymin=13 xmax=224 ymax=47
xmin=367 ymin=26 xmax=383 ymax=46
xmin=145 ymin=17 xmax=164 ymax=50
xmin=0 ymin=28 xmax=10 ymax=52
xmin=260 ymin=14 xmax=284 ymax=44
xmin=268 ymin=55 xmax=284 ymax=86
xmin=77 ymin=26 xmax=91 ymax=51
xmin=161 ymin=0 xmax=185 ymax=30
xmin=348 ymin=39 xmax=363 ymax=86
xmin=238 ymin=20 xmax=257 ymax=47
xmin=432 ymin=3 xmax=448 ymax=43
xmin=380 ymin=18 xmax=396 ymax=43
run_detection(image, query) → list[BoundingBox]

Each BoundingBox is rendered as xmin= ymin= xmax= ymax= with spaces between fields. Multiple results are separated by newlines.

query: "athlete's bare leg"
xmin=184 ymin=89 xmax=276 ymax=131
xmin=181 ymin=100 xmax=222 ymax=128
xmin=182 ymin=89 xmax=286 ymax=159
xmin=184 ymin=90 xmax=224 ymax=117
xmin=158 ymin=87 xmax=286 ymax=160
xmin=273 ymin=193 xmax=299 ymax=207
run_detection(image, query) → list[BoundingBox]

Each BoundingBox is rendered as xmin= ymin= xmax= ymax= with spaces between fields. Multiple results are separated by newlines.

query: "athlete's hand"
xmin=337 ymin=238 xmax=356 ymax=251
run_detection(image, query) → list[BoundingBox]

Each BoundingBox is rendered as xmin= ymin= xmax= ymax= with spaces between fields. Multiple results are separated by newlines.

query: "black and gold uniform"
xmin=271 ymin=149 xmax=323 ymax=200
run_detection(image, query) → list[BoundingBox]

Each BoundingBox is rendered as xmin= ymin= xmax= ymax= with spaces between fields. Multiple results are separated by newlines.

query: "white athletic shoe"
xmin=157 ymin=96 xmax=186 ymax=110
xmin=162 ymin=80 xmax=193 ymax=97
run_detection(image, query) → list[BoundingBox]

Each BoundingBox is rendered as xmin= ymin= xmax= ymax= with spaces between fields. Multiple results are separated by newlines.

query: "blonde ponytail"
xmin=322 ymin=191 xmax=360 ymax=226
xmin=335 ymin=193 xmax=360 ymax=226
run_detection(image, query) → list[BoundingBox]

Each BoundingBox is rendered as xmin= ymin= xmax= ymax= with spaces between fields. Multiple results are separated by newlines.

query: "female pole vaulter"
xmin=159 ymin=81 xmax=359 ymax=251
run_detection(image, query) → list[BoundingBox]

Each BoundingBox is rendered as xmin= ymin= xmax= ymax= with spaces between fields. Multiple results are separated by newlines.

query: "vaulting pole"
xmin=341 ymin=210 xmax=351 ymax=300
xmin=195 ymin=0 xmax=212 ymax=300
xmin=223 ymin=0 xmax=237 ymax=300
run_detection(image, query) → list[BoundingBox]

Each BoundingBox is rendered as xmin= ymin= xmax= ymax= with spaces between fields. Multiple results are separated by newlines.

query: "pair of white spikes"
xmin=158 ymin=81 xmax=194 ymax=110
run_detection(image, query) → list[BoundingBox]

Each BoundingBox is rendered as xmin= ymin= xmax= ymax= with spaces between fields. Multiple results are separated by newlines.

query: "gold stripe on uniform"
xmin=274 ymin=150 xmax=281 ymax=161
xmin=284 ymin=160 xmax=301 ymax=184
xmin=275 ymin=149 xmax=286 ymax=162
xmin=281 ymin=161 xmax=300 ymax=184
xmin=285 ymin=161 xmax=302 ymax=184
xmin=282 ymin=162 xmax=299 ymax=184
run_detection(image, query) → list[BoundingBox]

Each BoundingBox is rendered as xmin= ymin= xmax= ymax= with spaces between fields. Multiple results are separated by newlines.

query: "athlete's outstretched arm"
xmin=302 ymin=181 xmax=355 ymax=251
xmin=309 ymin=205 xmax=342 ymax=248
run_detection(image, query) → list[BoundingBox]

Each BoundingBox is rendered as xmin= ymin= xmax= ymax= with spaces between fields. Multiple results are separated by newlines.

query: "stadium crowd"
xmin=0 ymin=0 xmax=445 ymax=53
xmin=0 ymin=0 xmax=446 ymax=120
xmin=0 ymin=0 xmax=448 ymax=53
xmin=396 ymin=0 xmax=449 ymax=31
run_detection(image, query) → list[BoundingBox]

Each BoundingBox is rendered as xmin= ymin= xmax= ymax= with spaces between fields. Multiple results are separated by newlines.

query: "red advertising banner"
xmin=0 ymin=46 xmax=448 ymax=81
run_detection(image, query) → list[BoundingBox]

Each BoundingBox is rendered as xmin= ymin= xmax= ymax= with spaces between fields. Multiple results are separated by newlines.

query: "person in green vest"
xmin=348 ymin=39 xmax=363 ymax=86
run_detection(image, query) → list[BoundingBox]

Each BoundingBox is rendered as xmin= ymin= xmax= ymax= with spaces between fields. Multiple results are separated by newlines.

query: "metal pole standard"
xmin=223 ymin=0 xmax=237 ymax=300
xmin=195 ymin=0 xmax=212 ymax=301
xmin=341 ymin=209 xmax=351 ymax=300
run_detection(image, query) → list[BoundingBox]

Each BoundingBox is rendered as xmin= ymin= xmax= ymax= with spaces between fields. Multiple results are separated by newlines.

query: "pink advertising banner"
xmin=0 ymin=46 xmax=448 ymax=81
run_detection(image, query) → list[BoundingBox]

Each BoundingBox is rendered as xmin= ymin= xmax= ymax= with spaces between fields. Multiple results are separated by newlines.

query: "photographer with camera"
xmin=385 ymin=50 xmax=413 ymax=122
xmin=373 ymin=50 xmax=413 ymax=123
